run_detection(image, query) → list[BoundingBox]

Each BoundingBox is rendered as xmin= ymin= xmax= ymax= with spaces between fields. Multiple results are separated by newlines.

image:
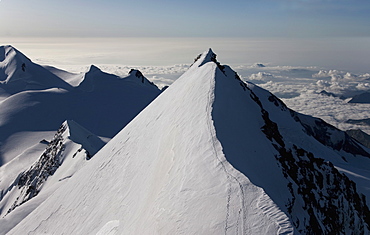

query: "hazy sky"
xmin=1 ymin=0 xmax=370 ymax=38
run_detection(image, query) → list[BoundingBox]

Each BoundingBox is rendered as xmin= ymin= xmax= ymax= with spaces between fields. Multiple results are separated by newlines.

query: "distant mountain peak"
xmin=349 ymin=91 xmax=370 ymax=104
xmin=128 ymin=69 xmax=144 ymax=79
xmin=253 ymin=63 xmax=266 ymax=68
xmin=87 ymin=64 xmax=102 ymax=73
xmin=0 ymin=45 xmax=31 ymax=64
xmin=0 ymin=45 xmax=72 ymax=93
xmin=128 ymin=68 xmax=157 ymax=87
xmin=0 ymin=45 xmax=31 ymax=77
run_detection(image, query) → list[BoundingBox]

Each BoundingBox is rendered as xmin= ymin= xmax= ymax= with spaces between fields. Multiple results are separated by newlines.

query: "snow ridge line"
xmin=256 ymin=191 xmax=294 ymax=235
xmin=206 ymin=68 xmax=245 ymax=234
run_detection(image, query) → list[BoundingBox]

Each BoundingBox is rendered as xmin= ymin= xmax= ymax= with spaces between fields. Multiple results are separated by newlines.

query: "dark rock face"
xmin=129 ymin=69 xmax=156 ymax=86
xmin=274 ymin=143 xmax=370 ymax=234
xmin=252 ymin=87 xmax=370 ymax=234
xmin=6 ymin=124 xmax=67 ymax=214
xmin=129 ymin=69 xmax=144 ymax=82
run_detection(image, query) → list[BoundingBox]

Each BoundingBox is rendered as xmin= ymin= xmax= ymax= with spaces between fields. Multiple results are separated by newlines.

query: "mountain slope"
xmin=211 ymin=54 xmax=370 ymax=234
xmin=0 ymin=45 xmax=71 ymax=96
xmin=0 ymin=120 xmax=106 ymax=233
xmin=7 ymin=49 xmax=370 ymax=234
xmin=0 ymin=46 xmax=162 ymax=232
xmin=0 ymin=61 xmax=160 ymax=166
xmin=349 ymin=92 xmax=370 ymax=104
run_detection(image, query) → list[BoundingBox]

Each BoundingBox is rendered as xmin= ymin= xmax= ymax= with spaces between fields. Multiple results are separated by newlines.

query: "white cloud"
xmin=356 ymin=83 xmax=370 ymax=91
xmin=344 ymin=72 xmax=358 ymax=80
xmin=282 ymin=93 xmax=370 ymax=134
xmin=360 ymin=73 xmax=370 ymax=80
xmin=312 ymin=70 xmax=333 ymax=78
xmin=316 ymin=80 xmax=331 ymax=87
xmin=249 ymin=72 xmax=274 ymax=81
xmin=313 ymin=70 xmax=367 ymax=82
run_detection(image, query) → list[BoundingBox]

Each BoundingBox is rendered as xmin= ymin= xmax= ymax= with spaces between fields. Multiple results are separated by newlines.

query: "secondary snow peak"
xmin=1 ymin=120 xmax=106 ymax=222
xmin=0 ymin=45 xmax=32 ymax=83
xmin=0 ymin=45 xmax=72 ymax=94
xmin=0 ymin=45 xmax=32 ymax=75
xmin=0 ymin=45 xmax=31 ymax=64
xmin=128 ymin=69 xmax=144 ymax=79
xmin=87 ymin=64 xmax=101 ymax=73
xmin=128 ymin=69 xmax=157 ymax=87
xmin=62 ymin=120 xmax=105 ymax=156
xmin=128 ymin=68 xmax=145 ymax=82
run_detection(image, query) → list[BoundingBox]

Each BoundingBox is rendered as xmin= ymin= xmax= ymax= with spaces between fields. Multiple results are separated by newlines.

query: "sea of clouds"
xmin=240 ymin=65 xmax=370 ymax=134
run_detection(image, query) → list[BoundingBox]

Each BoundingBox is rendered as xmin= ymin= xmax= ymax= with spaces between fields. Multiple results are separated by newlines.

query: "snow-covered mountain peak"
xmin=0 ymin=120 xmax=106 ymax=223
xmin=0 ymin=45 xmax=31 ymax=64
xmin=78 ymin=65 xmax=158 ymax=92
xmin=189 ymin=48 xmax=237 ymax=81
xmin=86 ymin=64 xmax=102 ymax=74
xmin=127 ymin=68 xmax=157 ymax=86
xmin=0 ymin=45 xmax=32 ymax=83
xmin=192 ymin=48 xmax=217 ymax=67
xmin=0 ymin=46 xmax=72 ymax=94
xmin=77 ymin=65 xmax=115 ymax=91
xmin=128 ymin=69 xmax=144 ymax=79
xmin=62 ymin=120 xmax=105 ymax=156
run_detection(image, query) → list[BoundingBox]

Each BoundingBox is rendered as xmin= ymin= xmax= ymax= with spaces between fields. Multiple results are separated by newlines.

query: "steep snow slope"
xmin=43 ymin=65 xmax=84 ymax=87
xmin=8 ymin=49 xmax=370 ymax=234
xmin=0 ymin=120 xmax=105 ymax=233
xmin=211 ymin=64 xmax=370 ymax=233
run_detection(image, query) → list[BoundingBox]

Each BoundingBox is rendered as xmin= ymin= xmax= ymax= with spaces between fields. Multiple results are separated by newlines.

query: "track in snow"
xmin=206 ymin=69 xmax=246 ymax=234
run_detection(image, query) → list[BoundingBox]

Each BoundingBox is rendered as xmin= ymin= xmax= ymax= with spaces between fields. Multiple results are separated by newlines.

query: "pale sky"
xmin=1 ymin=0 xmax=369 ymax=38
